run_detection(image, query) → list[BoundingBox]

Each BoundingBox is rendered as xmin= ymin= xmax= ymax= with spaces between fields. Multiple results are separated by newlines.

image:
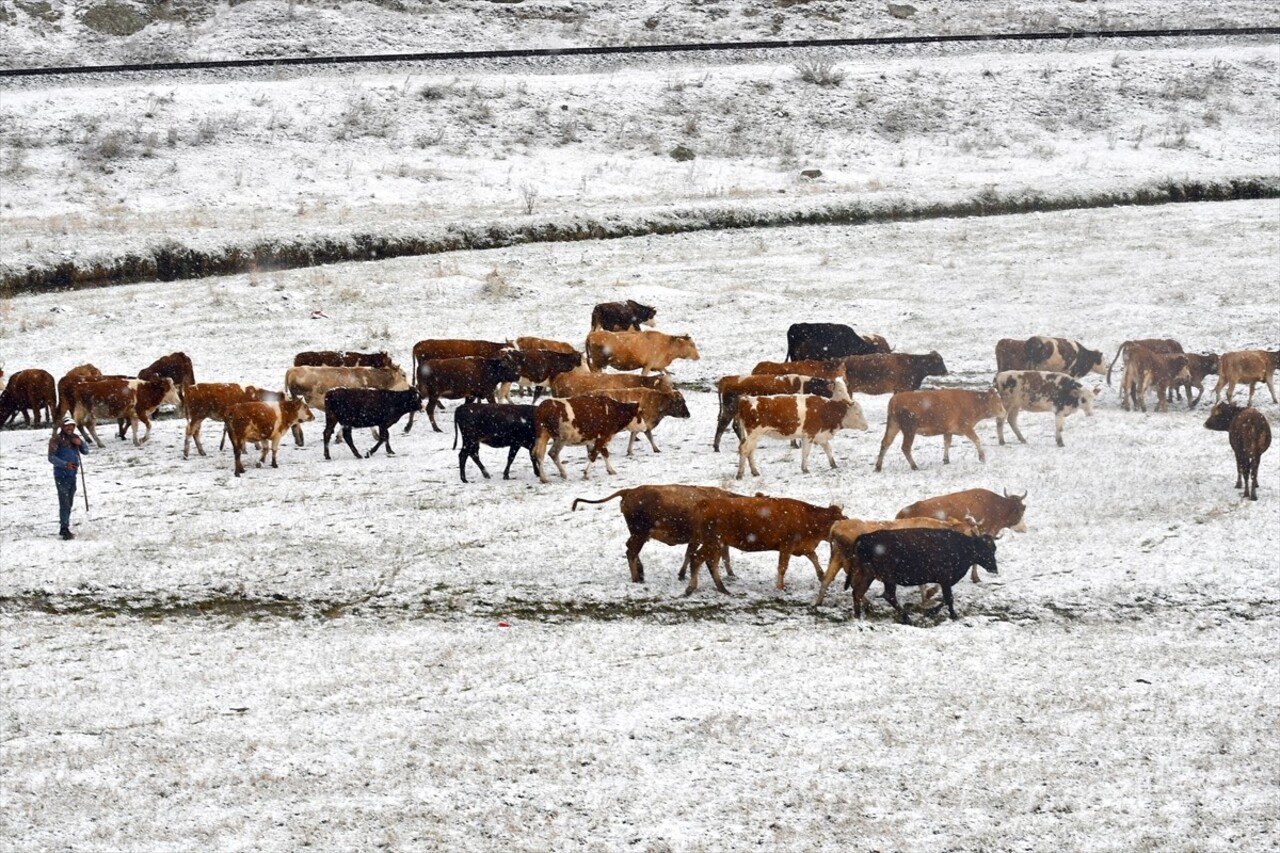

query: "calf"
xmin=735 ymin=394 xmax=868 ymax=478
xmin=843 ymin=351 xmax=948 ymax=395
xmin=713 ymin=374 xmax=839 ymax=451
xmin=454 ymin=402 xmax=540 ymax=483
xmin=294 ymin=350 xmax=397 ymax=369
xmin=591 ymin=299 xmax=656 ymax=332
xmin=875 ymin=389 xmax=1005 ymax=471
xmin=183 ymin=382 xmax=252 ymax=458
xmin=683 ymin=495 xmax=845 ymax=595
xmin=1213 ymin=350 xmax=1280 ymax=406
xmin=412 ymin=354 xmax=521 ymax=433
xmin=227 ymin=397 xmax=315 ymax=477
xmin=572 ymin=485 xmax=741 ymax=582
xmin=851 ymin=528 xmax=998 ymax=622
xmin=1204 ymin=402 xmax=1272 ymax=500
xmin=0 ymin=368 xmax=56 ymax=428
xmin=582 ymin=387 xmax=691 ymax=455
xmin=585 ymin=330 xmax=699 ymax=375
xmin=532 ymin=396 xmax=639 ymax=483
xmin=995 ymin=336 xmax=1106 ymax=377
xmin=322 ymin=387 xmax=422 ymax=459
xmin=1183 ymin=352 xmax=1220 ymax=408
xmin=993 ymin=370 xmax=1095 ymax=445
xmin=1121 ymin=347 xmax=1191 ymax=413
xmin=785 ymin=323 xmax=878 ymax=361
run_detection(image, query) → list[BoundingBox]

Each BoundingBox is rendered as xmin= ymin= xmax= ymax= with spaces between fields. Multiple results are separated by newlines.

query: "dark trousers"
xmin=56 ymin=477 xmax=77 ymax=531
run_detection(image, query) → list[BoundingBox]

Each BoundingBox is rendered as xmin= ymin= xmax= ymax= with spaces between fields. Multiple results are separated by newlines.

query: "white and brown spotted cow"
xmin=227 ymin=397 xmax=315 ymax=477
xmin=993 ymin=370 xmax=1095 ymax=446
xmin=533 ymin=395 xmax=640 ymax=483
xmin=995 ymin=337 xmax=1106 ymax=378
xmin=734 ymin=394 xmax=868 ymax=478
xmin=69 ymin=376 xmax=175 ymax=447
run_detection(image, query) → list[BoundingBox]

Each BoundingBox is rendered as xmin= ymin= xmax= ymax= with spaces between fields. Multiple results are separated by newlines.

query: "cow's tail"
xmin=571 ymin=491 xmax=628 ymax=512
xmin=1106 ymin=342 xmax=1129 ymax=386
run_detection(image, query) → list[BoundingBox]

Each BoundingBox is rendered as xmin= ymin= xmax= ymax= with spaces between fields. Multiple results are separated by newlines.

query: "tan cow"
xmin=579 ymin=387 xmax=691 ymax=455
xmin=735 ymin=394 xmax=868 ymax=478
xmin=585 ymin=330 xmax=699 ymax=375
xmin=549 ymin=371 xmax=673 ymax=398
xmin=1213 ymin=350 xmax=1280 ymax=405
xmin=1120 ymin=347 xmax=1192 ymax=413
xmin=571 ymin=485 xmax=742 ymax=582
xmin=683 ymin=495 xmax=845 ymax=595
xmin=750 ymin=359 xmax=847 ymax=381
xmin=227 ymin=397 xmax=315 ymax=477
xmin=875 ymin=389 xmax=1006 ymax=471
xmin=532 ymin=395 xmax=640 ymax=482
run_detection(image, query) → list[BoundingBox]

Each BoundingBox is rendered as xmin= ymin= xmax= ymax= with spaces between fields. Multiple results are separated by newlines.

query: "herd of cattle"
xmin=2 ymin=303 xmax=1276 ymax=622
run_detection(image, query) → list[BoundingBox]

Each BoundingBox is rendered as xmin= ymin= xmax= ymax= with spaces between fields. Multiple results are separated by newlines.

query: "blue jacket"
xmin=48 ymin=431 xmax=88 ymax=482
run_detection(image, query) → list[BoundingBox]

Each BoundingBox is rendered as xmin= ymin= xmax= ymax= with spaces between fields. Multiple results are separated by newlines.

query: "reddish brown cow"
xmin=580 ymin=387 xmax=691 ymax=455
xmin=896 ymin=488 xmax=1028 ymax=582
xmin=138 ymin=352 xmax=195 ymax=411
xmin=843 ymin=352 xmax=948 ymax=395
xmin=1213 ymin=350 xmax=1280 ymax=406
xmin=294 ymin=350 xmax=397 ymax=369
xmin=413 ymin=354 xmax=522 ymax=432
xmin=1121 ymin=347 xmax=1191 ymax=413
xmin=532 ymin=395 xmax=639 ymax=483
xmin=735 ymin=394 xmax=868 ymax=478
xmin=550 ymin=371 xmax=673 ymax=398
xmin=572 ymin=485 xmax=741 ymax=582
xmin=1204 ymin=402 xmax=1272 ymax=500
xmin=875 ymin=389 xmax=1006 ymax=471
xmin=585 ymin=330 xmax=699 ymax=375
xmin=1106 ymin=338 xmax=1182 ymax=387
xmin=0 ymin=369 xmax=56 ymax=428
xmin=411 ymin=338 xmax=509 ymax=381
xmin=56 ymin=364 xmax=103 ymax=423
xmin=683 ymin=495 xmax=845 ymax=595
xmin=227 ymin=398 xmax=315 ymax=477
xmin=69 ymin=376 xmax=174 ymax=447
xmin=750 ymin=359 xmax=847 ymax=381
xmin=713 ymin=373 xmax=842 ymax=452
xmin=510 ymin=349 xmax=584 ymax=400
xmin=514 ymin=336 xmax=578 ymax=355
xmin=183 ymin=383 xmax=252 ymax=458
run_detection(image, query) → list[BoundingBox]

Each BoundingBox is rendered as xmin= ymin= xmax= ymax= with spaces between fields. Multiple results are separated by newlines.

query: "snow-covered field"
xmin=2 ymin=199 xmax=1278 ymax=850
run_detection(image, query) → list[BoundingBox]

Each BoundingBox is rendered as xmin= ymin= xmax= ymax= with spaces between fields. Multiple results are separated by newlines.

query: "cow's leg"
xmin=625 ymin=430 xmax=637 ymax=457
xmin=643 ymin=429 xmax=660 ymax=454
xmin=260 ymin=437 xmax=272 ymax=468
xmin=875 ymin=423 xmax=901 ymax=472
xmin=851 ymin=568 xmax=876 ymax=619
xmin=184 ymin=418 xmax=199 ymax=458
xmin=707 ymin=548 xmax=730 ymax=594
xmin=737 ymin=434 xmax=760 ymax=479
xmin=713 ymin=399 xmax=732 ymax=452
xmin=1234 ymin=446 xmax=1247 ymax=490
xmin=233 ymin=439 xmax=245 ymax=477
xmin=1246 ymin=381 xmax=1258 ymax=407
xmin=775 ymin=552 xmax=791 ymax=590
xmin=1054 ymin=411 xmax=1067 ymax=447
xmin=377 ymin=426 xmax=394 ymax=457
xmin=683 ymin=543 xmax=703 ymax=596
xmin=1266 ymin=375 xmax=1278 ymax=404
xmin=626 ymin=534 xmax=647 ymax=583
xmin=403 ymin=407 xmax=416 ymax=434
xmin=342 ymin=426 xmax=362 ymax=459
xmin=799 ymin=437 xmax=812 ymax=473
xmin=533 ymin=432 xmax=551 ymax=483
xmin=1155 ymin=381 xmax=1170 ymax=413
xmin=292 ymin=422 xmax=304 ymax=447
xmin=942 ymin=433 xmax=953 ymax=464
xmin=1247 ymin=453 xmax=1261 ymax=501
xmin=893 ymin=427 xmax=918 ymax=470
xmin=1008 ymin=407 xmax=1027 ymax=444
xmin=884 ymin=582 xmax=908 ymax=624
xmin=426 ymin=395 xmax=443 ymax=432
xmin=963 ymin=428 xmax=986 ymax=463
xmin=815 ymin=549 xmax=845 ymax=607
xmin=550 ymin=439 xmax=568 ymax=480
xmin=941 ymin=584 xmax=959 ymax=619
xmin=820 ymin=438 xmax=837 ymax=469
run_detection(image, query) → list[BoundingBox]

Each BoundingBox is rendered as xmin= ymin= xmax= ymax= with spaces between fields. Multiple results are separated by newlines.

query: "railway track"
xmin=3 ymin=26 xmax=1276 ymax=79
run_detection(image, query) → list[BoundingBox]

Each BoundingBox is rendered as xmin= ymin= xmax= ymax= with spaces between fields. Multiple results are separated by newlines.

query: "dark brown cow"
xmin=572 ymin=485 xmax=742 ymax=582
xmin=183 ymin=382 xmax=252 ymax=458
xmin=1204 ymin=402 xmax=1272 ymax=500
xmin=70 ymin=376 xmax=175 ymax=447
xmin=591 ymin=299 xmax=657 ymax=332
xmin=1121 ymin=347 xmax=1191 ymax=413
xmin=875 ymin=389 xmax=1006 ymax=471
xmin=784 ymin=323 xmax=878 ymax=361
xmin=683 ymin=495 xmax=845 ymax=595
xmin=411 ymin=338 xmax=510 ymax=384
xmin=227 ymin=398 xmax=315 ymax=477
xmin=532 ymin=395 xmax=639 ymax=483
xmin=750 ymin=359 xmax=847 ymax=381
xmin=138 ymin=352 xmax=195 ymax=411
xmin=0 ymin=369 xmax=56 ymax=428
xmin=995 ymin=337 xmax=1106 ymax=378
xmin=580 ymin=387 xmax=691 ymax=455
xmin=413 ymin=354 xmax=522 ymax=433
xmin=1182 ymin=353 xmax=1220 ymax=408
xmin=294 ymin=350 xmax=398 ymax=369
xmin=1213 ymin=350 xmax=1280 ymax=406
xmin=735 ymin=394 xmax=869 ymax=478
xmin=510 ymin=349 xmax=584 ymax=400
xmin=843 ymin=351 xmax=948 ymax=395
xmin=713 ymin=373 xmax=840 ymax=452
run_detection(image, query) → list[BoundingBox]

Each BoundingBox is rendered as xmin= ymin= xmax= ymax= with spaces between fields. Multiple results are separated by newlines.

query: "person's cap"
xmin=62 ymin=414 xmax=75 ymax=426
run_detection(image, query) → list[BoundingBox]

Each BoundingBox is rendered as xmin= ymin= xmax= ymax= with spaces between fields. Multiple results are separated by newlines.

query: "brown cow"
xmin=843 ymin=351 xmax=948 ymax=395
xmin=735 ymin=394 xmax=869 ymax=478
xmin=580 ymin=387 xmax=691 ymax=455
xmin=533 ymin=395 xmax=639 ymax=483
xmin=0 ymin=369 xmax=56 ymax=428
xmin=815 ymin=516 xmax=977 ymax=606
xmin=591 ymin=300 xmax=656 ymax=332
xmin=1121 ymin=347 xmax=1191 ymax=413
xmin=572 ymin=485 xmax=741 ymax=582
xmin=413 ymin=354 xmax=521 ymax=432
xmin=411 ymin=338 xmax=510 ymax=385
xmin=293 ymin=350 xmax=397 ymax=369
xmin=1106 ymin=338 xmax=1182 ymax=388
xmin=713 ymin=373 xmax=842 ymax=452
xmin=1204 ymin=402 xmax=1272 ymax=500
xmin=896 ymin=488 xmax=1028 ymax=582
xmin=875 ymin=389 xmax=1006 ymax=471
xmin=584 ymin=330 xmax=699 ymax=375
xmin=1213 ymin=350 xmax=1280 ymax=406
xmin=183 ymin=383 xmax=252 ymax=458
xmin=70 ymin=376 xmax=175 ymax=447
xmin=1182 ymin=353 xmax=1220 ymax=408
xmin=683 ymin=495 xmax=845 ymax=595
xmin=138 ymin=352 xmax=195 ymax=412
xmin=750 ymin=359 xmax=847 ymax=381
xmin=227 ymin=397 xmax=315 ymax=477
xmin=510 ymin=349 xmax=584 ymax=401
xmin=514 ymin=336 xmax=578 ymax=355
xmin=56 ymin=364 xmax=103 ymax=428
xmin=995 ymin=337 xmax=1106 ymax=377
xmin=550 ymin=371 xmax=673 ymax=398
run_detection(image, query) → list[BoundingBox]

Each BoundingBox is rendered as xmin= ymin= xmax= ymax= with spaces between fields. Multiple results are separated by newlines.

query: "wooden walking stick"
xmin=78 ymin=449 xmax=89 ymax=513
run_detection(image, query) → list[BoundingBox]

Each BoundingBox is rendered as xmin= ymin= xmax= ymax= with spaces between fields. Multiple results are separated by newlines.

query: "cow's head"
xmin=628 ymin=301 xmax=658 ymax=327
xmin=840 ymin=399 xmax=869 ymax=431
xmin=1075 ymin=384 xmax=1096 ymax=417
xmin=673 ymin=335 xmax=700 ymax=362
xmin=1204 ymin=402 xmax=1243 ymax=432
xmin=1081 ymin=347 xmax=1107 ymax=375
xmin=663 ymin=391 xmax=691 ymax=419
xmin=1001 ymin=489 xmax=1029 ymax=532
xmin=973 ymin=534 xmax=999 ymax=575
xmin=980 ymin=389 xmax=1007 ymax=420
xmin=925 ymin=351 xmax=948 ymax=376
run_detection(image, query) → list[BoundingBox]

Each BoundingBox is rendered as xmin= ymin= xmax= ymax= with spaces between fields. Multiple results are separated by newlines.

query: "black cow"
xmin=785 ymin=323 xmax=878 ymax=362
xmin=322 ymin=387 xmax=422 ymax=459
xmin=591 ymin=300 xmax=657 ymax=332
xmin=851 ymin=528 xmax=998 ymax=623
xmin=454 ymin=403 xmax=540 ymax=482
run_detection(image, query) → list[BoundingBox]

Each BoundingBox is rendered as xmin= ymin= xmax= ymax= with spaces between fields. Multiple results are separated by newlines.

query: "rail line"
xmin=2 ymin=26 xmax=1276 ymax=79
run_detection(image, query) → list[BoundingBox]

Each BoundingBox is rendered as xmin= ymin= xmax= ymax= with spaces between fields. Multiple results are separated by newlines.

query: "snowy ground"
xmin=2 ymin=199 xmax=1278 ymax=850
